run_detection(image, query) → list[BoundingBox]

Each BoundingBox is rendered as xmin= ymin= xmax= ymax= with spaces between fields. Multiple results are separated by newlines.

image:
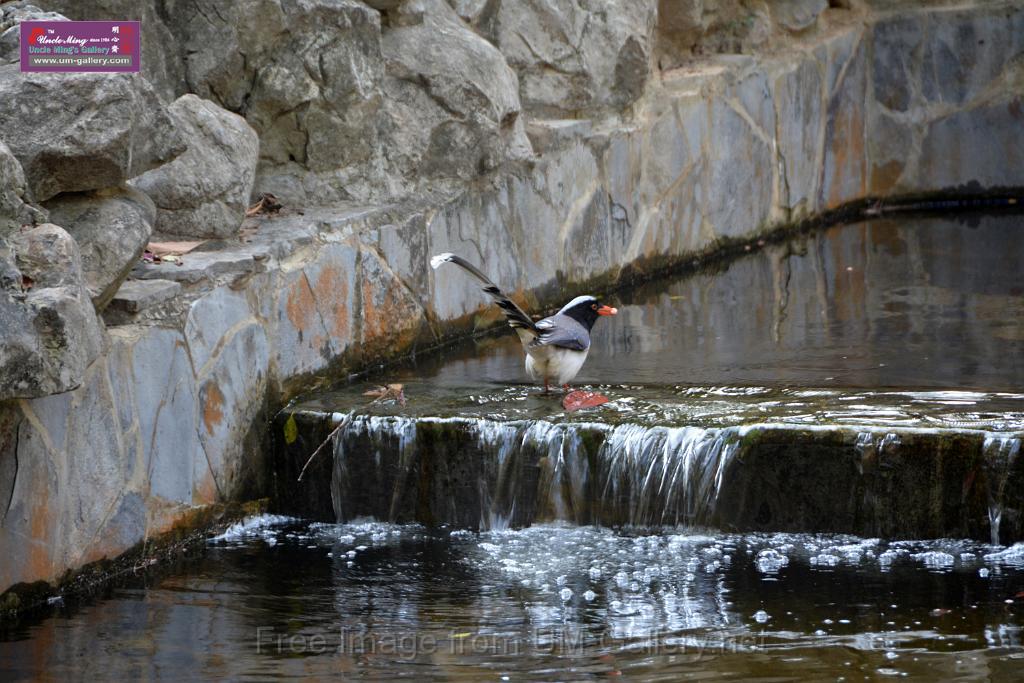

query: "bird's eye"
xmin=591 ymin=303 xmax=597 ymax=310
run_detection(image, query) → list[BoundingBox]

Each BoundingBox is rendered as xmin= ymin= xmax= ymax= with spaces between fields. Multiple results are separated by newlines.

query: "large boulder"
xmin=0 ymin=140 xmax=45 ymax=238
xmin=472 ymin=0 xmax=657 ymax=115
xmin=42 ymin=0 xmax=186 ymax=101
xmin=43 ymin=187 xmax=155 ymax=309
xmin=132 ymin=95 xmax=258 ymax=239
xmin=159 ymin=0 xmax=385 ymax=204
xmin=771 ymin=0 xmax=829 ymax=34
xmin=654 ymin=0 xmax=704 ymax=68
xmin=654 ymin=0 xmax=775 ymax=69
xmin=0 ymin=3 xmax=68 ymax=65
xmin=379 ymin=0 xmax=533 ymax=187
xmin=1 ymin=224 xmax=104 ymax=400
xmin=0 ymin=65 xmax=184 ymax=201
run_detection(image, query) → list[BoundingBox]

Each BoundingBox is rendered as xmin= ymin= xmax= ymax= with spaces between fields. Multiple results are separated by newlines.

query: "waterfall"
xmin=597 ymin=424 xmax=740 ymax=527
xmin=328 ymin=415 xmax=741 ymax=530
xmin=983 ymin=435 xmax=1021 ymax=546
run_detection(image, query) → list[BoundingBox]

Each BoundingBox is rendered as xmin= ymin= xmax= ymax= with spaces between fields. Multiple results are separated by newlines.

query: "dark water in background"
xmin=2 ymin=520 xmax=1023 ymax=681
xmin=2 ymin=213 xmax=1024 ymax=680
xmin=395 ymin=213 xmax=1024 ymax=393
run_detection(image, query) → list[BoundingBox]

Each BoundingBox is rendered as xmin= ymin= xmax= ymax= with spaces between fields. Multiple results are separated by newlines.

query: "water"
xmin=326 ymin=213 xmax=1024 ymax=394
xmin=286 ymin=213 xmax=1024 ymax=540
xmin=3 ymin=517 xmax=1023 ymax=680
xmin=6 ymin=212 xmax=1024 ymax=678
xmin=330 ymin=415 xmax=745 ymax=529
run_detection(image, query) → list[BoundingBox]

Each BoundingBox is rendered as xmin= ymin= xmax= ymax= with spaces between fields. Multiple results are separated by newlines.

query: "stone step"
xmin=273 ymin=383 xmax=1024 ymax=542
xmin=103 ymin=278 xmax=182 ymax=325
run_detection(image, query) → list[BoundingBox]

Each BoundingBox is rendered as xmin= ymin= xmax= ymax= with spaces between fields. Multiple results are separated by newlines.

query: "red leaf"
xmin=562 ymin=390 xmax=609 ymax=412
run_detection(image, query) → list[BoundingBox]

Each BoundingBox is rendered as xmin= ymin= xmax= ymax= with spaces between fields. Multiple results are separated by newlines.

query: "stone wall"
xmin=1 ymin=0 xmax=1023 ymax=595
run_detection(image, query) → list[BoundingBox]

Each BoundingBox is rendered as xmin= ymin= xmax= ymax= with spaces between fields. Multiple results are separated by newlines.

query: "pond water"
xmin=409 ymin=212 xmax=1024 ymax=393
xmin=296 ymin=212 xmax=1024 ymax=431
xmin=3 ymin=212 xmax=1024 ymax=680
xmin=3 ymin=518 xmax=1024 ymax=680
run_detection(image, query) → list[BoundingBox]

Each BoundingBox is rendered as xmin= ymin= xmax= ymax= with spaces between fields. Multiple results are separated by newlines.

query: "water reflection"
xmin=389 ymin=213 xmax=1024 ymax=393
xmin=3 ymin=519 xmax=1023 ymax=680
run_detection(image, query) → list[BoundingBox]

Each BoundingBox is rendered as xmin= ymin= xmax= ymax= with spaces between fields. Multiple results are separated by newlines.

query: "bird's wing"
xmin=528 ymin=315 xmax=589 ymax=352
xmin=430 ymin=253 xmax=538 ymax=334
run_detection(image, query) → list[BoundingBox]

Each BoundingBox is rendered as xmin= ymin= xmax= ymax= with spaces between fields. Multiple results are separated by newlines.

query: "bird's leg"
xmin=542 ymin=378 xmax=550 ymax=395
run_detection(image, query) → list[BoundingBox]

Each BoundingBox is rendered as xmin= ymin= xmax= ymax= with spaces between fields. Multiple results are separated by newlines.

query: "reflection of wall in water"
xmin=590 ymin=215 xmax=1024 ymax=390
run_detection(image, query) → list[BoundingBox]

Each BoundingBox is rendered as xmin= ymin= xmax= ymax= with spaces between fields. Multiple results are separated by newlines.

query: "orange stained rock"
xmin=825 ymin=104 xmax=866 ymax=209
xmin=285 ymin=271 xmax=317 ymax=331
xmin=202 ymin=381 xmax=225 ymax=435
xmin=313 ymin=263 xmax=349 ymax=341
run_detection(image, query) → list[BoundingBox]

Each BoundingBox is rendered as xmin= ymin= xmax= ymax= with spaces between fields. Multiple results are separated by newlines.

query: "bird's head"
xmin=558 ymin=295 xmax=617 ymax=329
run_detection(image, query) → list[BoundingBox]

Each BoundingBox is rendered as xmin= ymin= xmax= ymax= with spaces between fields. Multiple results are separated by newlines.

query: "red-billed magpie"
xmin=431 ymin=253 xmax=617 ymax=405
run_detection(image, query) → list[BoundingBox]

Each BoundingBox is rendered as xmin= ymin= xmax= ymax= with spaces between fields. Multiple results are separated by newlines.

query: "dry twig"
xmin=297 ymin=412 xmax=352 ymax=482
xmin=246 ymin=192 xmax=283 ymax=217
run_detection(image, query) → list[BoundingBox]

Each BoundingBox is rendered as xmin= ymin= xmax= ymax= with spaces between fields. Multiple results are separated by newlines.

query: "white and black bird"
xmin=430 ymin=253 xmax=617 ymax=395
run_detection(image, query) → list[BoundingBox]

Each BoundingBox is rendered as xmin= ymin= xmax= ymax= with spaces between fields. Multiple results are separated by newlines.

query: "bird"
xmin=430 ymin=253 xmax=617 ymax=405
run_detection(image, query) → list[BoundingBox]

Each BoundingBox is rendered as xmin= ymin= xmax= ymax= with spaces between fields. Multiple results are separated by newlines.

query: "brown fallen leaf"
xmin=364 ymin=383 xmax=406 ymax=407
xmin=246 ymin=192 xmax=283 ymax=217
xmin=147 ymin=240 xmax=205 ymax=257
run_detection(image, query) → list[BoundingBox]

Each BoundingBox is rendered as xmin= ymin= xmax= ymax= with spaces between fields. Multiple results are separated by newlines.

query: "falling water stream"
xmin=2 ymin=213 xmax=1024 ymax=679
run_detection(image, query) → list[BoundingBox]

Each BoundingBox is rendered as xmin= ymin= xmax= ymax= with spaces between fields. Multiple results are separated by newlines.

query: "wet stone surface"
xmin=295 ymin=212 xmax=1024 ymax=425
xmin=2 ymin=517 xmax=1023 ymax=679
xmin=274 ymin=213 xmax=1024 ymax=541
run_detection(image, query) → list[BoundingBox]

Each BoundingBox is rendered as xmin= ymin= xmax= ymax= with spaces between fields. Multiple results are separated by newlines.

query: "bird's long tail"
xmin=430 ymin=253 xmax=537 ymax=333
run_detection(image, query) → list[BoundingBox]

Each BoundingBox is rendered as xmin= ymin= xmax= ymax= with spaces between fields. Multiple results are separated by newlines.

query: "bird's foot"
xmin=562 ymin=389 xmax=609 ymax=412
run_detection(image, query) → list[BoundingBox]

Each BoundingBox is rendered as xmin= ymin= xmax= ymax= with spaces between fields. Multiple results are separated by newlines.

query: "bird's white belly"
xmin=525 ymin=345 xmax=589 ymax=386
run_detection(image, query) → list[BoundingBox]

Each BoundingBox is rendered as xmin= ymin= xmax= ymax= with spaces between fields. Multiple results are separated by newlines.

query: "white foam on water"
xmin=208 ymin=514 xmax=296 ymax=544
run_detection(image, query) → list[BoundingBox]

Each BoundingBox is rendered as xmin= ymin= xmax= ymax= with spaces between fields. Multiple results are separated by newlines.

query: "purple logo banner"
xmin=20 ymin=20 xmax=140 ymax=73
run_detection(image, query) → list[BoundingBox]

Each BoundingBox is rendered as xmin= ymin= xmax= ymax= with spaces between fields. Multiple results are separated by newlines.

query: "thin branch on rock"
xmin=297 ymin=412 xmax=352 ymax=482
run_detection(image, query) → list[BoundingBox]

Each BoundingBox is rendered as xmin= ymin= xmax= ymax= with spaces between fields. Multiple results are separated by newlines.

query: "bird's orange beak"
xmin=597 ymin=305 xmax=618 ymax=316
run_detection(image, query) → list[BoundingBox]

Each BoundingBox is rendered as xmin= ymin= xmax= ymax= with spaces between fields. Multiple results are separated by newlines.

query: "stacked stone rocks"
xmin=0 ymin=4 xmax=262 ymax=400
xmin=0 ymin=0 xmax=1021 ymax=599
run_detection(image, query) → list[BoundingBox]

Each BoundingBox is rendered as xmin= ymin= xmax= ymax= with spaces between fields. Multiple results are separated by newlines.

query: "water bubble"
xmin=753 ymin=610 xmax=770 ymax=623
xmin=559 ymin=588 xmax=573 ymax=602
xmin=810 ymin=553 xmax=839 ymax=567
xmin=911 ymin=551 xmax=955 ymax=571
xmin=755 ymin=549 xmax=789 ymax=574
xmin=979 ymin=567 xmax=990 ymax=578
xmin=584 ymin=590 xmax=596 ymax=601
